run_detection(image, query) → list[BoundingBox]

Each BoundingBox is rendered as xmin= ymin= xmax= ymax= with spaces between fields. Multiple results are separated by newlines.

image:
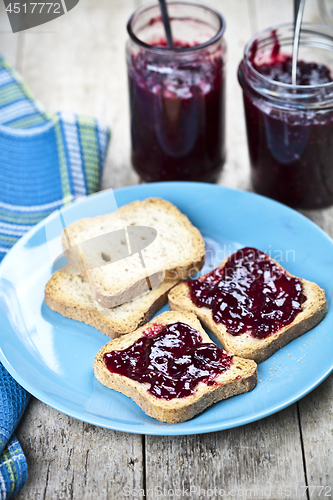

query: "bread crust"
xmin=168 ymin=257 xmax=328 ymax=363
xmin=94 ymin=311 xmax=257 ymax=423
xmin=62 ymin=198 xmax=206 ymax=308
xmin=45 ymin=267 xmax=178 ymax=338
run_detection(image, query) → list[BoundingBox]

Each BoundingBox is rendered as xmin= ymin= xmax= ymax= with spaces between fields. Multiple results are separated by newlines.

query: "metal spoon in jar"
xmin=292 ymin=0 xmax=306 ymax=85
xmin=159 ymin=0 xmax=174 ymax=49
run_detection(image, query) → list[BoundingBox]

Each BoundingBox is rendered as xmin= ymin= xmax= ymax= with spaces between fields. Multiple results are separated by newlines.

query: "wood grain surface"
xmin=0 ymin=0 xmax=332 ymax=498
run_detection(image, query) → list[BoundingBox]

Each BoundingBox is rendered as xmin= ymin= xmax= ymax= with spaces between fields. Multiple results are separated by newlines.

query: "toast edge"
xmin=45 ymin=273 xmax=176 ymax=338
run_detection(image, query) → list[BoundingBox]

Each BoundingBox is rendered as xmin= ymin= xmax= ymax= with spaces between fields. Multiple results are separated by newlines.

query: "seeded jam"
xmin=188 ymin=248 xmax=306 ymax=339
xmin=238 ymin=30 xmax=333 ymax=208
xmin=128 ymin=39 xmax=225 ymax=183
xmin=254 ymin=56 xmax=333 ymax=86
xmin=103 ymin=322 xmax=233 ymax=400
xmin=249 ymin=31 xmax=333 ymax=86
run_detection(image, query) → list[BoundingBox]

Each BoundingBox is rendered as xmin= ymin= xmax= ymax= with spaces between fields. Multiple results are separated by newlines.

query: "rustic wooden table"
xmin=1 ymin=0 xmax=332 ymax=498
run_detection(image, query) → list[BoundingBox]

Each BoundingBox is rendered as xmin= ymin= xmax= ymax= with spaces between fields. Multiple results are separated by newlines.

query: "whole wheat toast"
xmin=45 ymin=265 xmax=178 ymax=338
xmin=168 ymin=251 xmax=327 ymax=363
xmin=62 ymin=198 xmax=205 ymax=308
xmin=94 ymin=311 xmax=258 ymax=423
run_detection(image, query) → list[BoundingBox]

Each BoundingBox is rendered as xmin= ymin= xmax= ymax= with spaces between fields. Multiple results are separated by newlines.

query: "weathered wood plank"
xmin=146 ymin=405 xmax=307 ymax=500
xmin=215 ymin=0 xmax=254 ymax=192
xmin=298 ymin=376 xmax=333 ymax=499
xmin=254 ymin=0 xmax=320 ymax=28
xmin=297 ymin=208 xmax=333 ymax=499
xmin=15 ymin=398 xmax=144 ymax=500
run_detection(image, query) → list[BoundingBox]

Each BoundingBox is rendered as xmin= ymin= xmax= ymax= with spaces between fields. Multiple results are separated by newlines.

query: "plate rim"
xmin=1 ymin=181 xmax=333 ymax=436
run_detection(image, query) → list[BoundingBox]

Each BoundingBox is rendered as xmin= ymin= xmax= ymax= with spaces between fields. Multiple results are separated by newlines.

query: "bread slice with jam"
xmin=94 ymin=311 xmax=257 ymax=423
xmin=168 ymin=248 xmax=327 ymax=363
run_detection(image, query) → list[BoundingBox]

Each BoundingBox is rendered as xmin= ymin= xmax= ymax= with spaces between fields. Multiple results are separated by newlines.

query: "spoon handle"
xmin=292 ymin=0 xmax=306 ymax=85
xmin=294 ymin=0 xmax=302 ymax=25
xmin=159 ymin=0 xmax=174 ymax=49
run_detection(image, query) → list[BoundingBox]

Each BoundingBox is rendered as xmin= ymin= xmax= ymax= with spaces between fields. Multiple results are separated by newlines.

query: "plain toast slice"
xmin=45 ymin=265 xmax=178 ymax=338
xmin=168 ymin=250 xmax=327 ymax=363
xmin=94 ymin=311 xmax=257 ymax=423
xmin=62 ymin=198 xmax=205 ymax=308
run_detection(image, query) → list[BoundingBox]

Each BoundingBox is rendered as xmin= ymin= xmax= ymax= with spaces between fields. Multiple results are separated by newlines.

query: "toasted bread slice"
xmin=94 ymin=311 xmax=257 ymax=423
xmin=45 ymin=265 xmax=178 ymax=338
xmin=168 ymin=252 xmax=327 ymax=363
xmin=62 ymin=198 xmax=205 ymax=308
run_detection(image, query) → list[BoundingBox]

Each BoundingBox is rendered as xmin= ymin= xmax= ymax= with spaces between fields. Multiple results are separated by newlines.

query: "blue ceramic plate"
xmin=0 ymin=182 xmax=332 ymax=435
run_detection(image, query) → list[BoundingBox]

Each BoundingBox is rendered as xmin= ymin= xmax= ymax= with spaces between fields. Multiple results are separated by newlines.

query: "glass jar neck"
xmin=238 ymin=23 xmax=333 ymax=110
xmin=127 ymin=1 xmax=225 ymax=55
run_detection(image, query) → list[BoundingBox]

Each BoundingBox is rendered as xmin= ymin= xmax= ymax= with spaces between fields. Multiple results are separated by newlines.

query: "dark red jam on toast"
xmin=188 ymin=247 xmax=306 ymax=339
xmin=103 ymin=322 xmax=233 ymax=400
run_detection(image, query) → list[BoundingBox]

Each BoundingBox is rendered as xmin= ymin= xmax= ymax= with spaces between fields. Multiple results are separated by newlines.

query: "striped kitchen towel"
xmin=0 ymin=364 xmax=30 ymax=500
xmin=0 ymin=436 xmax=27 ymax=500
xmin=0 ymin=54 xmax=111 ymax=498
xmin=0 ymin=55 xmax=110 ymax=261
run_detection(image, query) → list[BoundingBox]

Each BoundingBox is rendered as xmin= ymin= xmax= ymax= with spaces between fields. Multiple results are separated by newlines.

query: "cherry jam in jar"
xmin=238 ymin=24 xmax=333 ymax=209
xmin=103 ymin=322 xmax=233 ymax=400
xmin=127 ymin=3 xmax=226 ymax=183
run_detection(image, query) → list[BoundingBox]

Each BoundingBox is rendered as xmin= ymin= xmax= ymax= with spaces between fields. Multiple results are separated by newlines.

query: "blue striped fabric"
xmin=0 ymin=54 xmax=111 ymax=498
xmin=0 ymin=363 xmax=30 ymax=500
xmin=0 ymin=56 xmax=110 ymax=261
xmin=0 ymin=436 xmax=28 ymax=500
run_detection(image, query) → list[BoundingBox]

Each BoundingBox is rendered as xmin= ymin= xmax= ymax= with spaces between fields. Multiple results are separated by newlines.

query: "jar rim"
xmin=244 ymin=22 xmax=333 ymax=90
xmin=127 ymin=1 xmax=225 ymax=53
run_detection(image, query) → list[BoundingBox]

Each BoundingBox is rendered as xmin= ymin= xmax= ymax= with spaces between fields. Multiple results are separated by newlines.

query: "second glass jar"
xmin=127 ymin=2 xmax=226 ymax=183
xmin=238 ymin=23 xmax=333 ymax=209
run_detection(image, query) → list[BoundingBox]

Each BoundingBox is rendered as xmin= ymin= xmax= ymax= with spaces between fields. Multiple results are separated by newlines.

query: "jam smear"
xmin=128 ymin=39 xmax=225 ymax=183
xmin=103 ymin=322 xmax=233 ymax=400
xmin=188 ymin=248 xmax=306 ymax=339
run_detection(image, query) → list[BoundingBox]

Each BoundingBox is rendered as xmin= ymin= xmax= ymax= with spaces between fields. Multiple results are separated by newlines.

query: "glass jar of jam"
xmin=126 ymin=2 xmax=226 ymax=183
xmin=238 ymin=24 xmax=333 ymax=209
